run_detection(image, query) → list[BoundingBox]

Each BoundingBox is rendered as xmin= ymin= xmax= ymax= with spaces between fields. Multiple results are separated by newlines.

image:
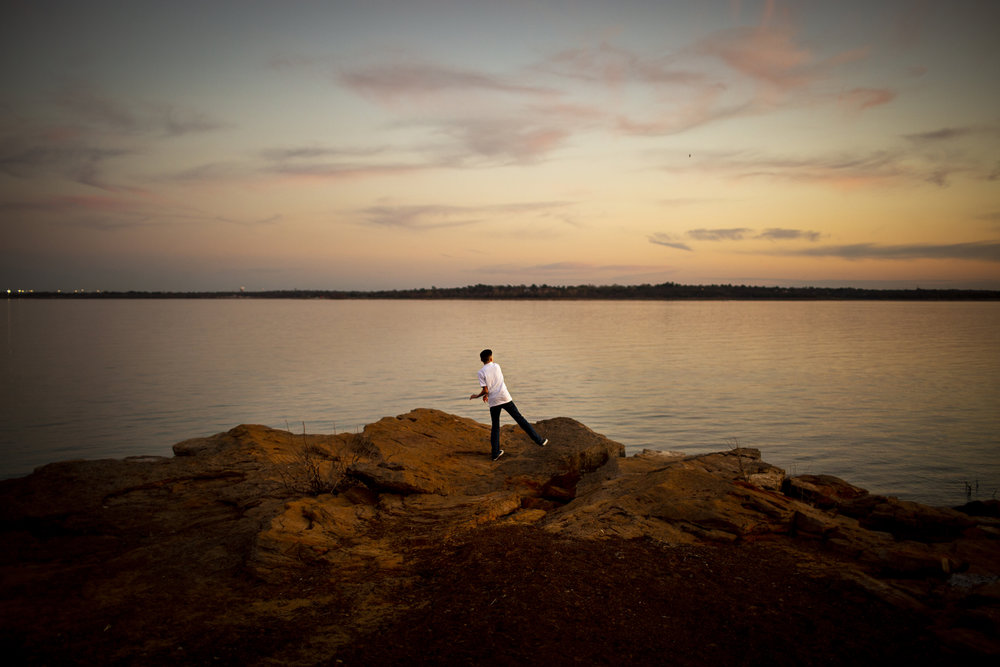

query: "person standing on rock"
xmin=470 ymin=349 xmax=548 ymax=461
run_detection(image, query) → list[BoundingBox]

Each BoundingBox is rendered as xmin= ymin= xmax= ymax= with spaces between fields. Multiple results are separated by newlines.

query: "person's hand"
xmin=482 ymin=395 xmax=488 ymax=403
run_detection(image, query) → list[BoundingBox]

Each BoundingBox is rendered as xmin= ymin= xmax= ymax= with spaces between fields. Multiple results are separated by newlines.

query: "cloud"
xmin=537 ymin=41 xmax=744 ymax=139
xmin=0 ymin=191 xmax=156 ymax=232
xmin=336 ymin=57 xmax=589 ymax=165
xmin=780 ymin=241 xmax=1000 ymax=263
xmin=434 ymin=116 xmax=572 ymax=165
xmin=232 ymin=144 xmax=444 ymax=182
xmin=213 ymin=213 xmax=283 ymax=228
xmin=614 ymin=82 xmax=738 ymax=137
xmin=838 ymin=87 xmax=896 ymax=112
xmin=689 ymin=148 xmax=929 ymax=189
xmin=676 ymin=123 xmax=998 ymax=189
xmin=688 ymin=23 xmax=878 ymax=121
xmin=698 ymin=25 xmax=814 ymax=91
xmin=333 ymin=19 xmax=890 ymax=161
xmin=0 ymin=190 xmax=283 ymax=234
xmin=0 ymin=194 xmax=132 ymax=216
xmin=261 ymin=146 xmax=387 ymax=161
xmin=679 ymin=227 xmax=821 ymax=243
xmin=257 ymin=151 xmax=432 ymax=182
xmin=756 ymin=228 xmax=821 ymax=241
xmin=478 ymin=261 xmax=671 ymax=280
xmin=0 ymin=137 xmax=135 ymax=191
xmin=687 ymin=228 xmax=752 ymax=241
xmin=361 ymin=204 xmax=483 ymax=230
xmin=52 ymin=83 xmax=228 ymax=137
xmin=360 ymin=201 xmax=573 ymax=230
xmin=903 ymin=126 xmax=978 ymax=144
xmin=532 ymin=262 xmax=602 ymax=273
xmin=339 ymin=62 xmax=555 ymax=103
xmin=648 ymin=233 xmax=692 ymax=251
xmin=560 ymin=25 xmax=878 ymax=138
xmin=540 ymin=42 xmax=702 ymax=87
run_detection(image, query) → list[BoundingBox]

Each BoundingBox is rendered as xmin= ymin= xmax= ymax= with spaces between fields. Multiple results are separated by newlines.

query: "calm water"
xmin=2 ymin=299 xmax=998 ymax=507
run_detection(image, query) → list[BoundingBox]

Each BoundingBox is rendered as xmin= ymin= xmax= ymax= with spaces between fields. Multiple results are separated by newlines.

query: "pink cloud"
xmin=442 ymin=118 xmax=571 ymax=164
xmin=700 ymin=26 xmax=813 ymax=90
xmin=615 ymin=81 xmax=733 ymax=136
xmin=541 ymin=42 xmax=703 ymax=87
xmin=838 ymin=87 xmax=896 ymax=111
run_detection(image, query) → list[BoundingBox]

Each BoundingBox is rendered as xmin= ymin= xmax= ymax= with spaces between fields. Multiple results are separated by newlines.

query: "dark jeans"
xmin=489 ymin=400 xmax=544 ymax=458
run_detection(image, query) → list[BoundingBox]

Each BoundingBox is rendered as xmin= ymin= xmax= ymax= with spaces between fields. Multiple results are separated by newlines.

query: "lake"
xmin=2 ymin=298 xmax=998 ymax=507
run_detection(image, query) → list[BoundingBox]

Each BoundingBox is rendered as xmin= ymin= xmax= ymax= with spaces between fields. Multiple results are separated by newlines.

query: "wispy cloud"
xmin=838 ymin=87 xmax=896 ymax=112
xmin=685 ymin=148 xmax=927 ymax=189
xmin=648 ymin=233 xmax=693 ymax=251
xmin=0 ymin=136 xmax=135 ymax=191
xmin=339 ymin=62 xmax=556 ymax=103
xmin=433 ymin=116 xmax=572 ymax=165
xmin=658 ymin=227 xmax=822 ymax=244
xmin=0 ymin=83 xmax=228 ymax=193
xmin=254 ymin=143 xmax=435 ymax=181
xmin=697 ymin=25 xmax=815 ymax=91
xmin=161 ymin=145 xmax=437 ymax=185
xmin=757 ymin=228 xmax=821 ymax=241
xmin=340 ymin=63 xmax=585 ymax=165
xmin=614 ymin=82 xmax=737 ymax=137
xmin=361 ymin=204 xmax=483 ymax=230
xmin=359 ymin=201 xmax=574 ymax=230
xmin=261 ymin=146 xmax=388 ymax=161
xmin=903 ymin=126 xmax=979 ymax=144
xmin=688 ymin=228 xmax=752 ymax=241
xmin=0 ymin=190 xmax=282 ymax=234
xmin=329 ymin=15 xmax=892 ymax=164
xmin=478 ymin=261 xmax=672 ymax=281
xmin=52 ymin=83 xmax=228 ymax=137
xmin=778 ymin=241 xmax=1000 ymax=263
xmin=540 ymin=42 xmax=702 ymax=87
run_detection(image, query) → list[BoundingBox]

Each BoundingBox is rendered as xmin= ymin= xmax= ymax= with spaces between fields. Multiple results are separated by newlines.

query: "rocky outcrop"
xmin=1 ymin=408 xmax=998 ymax=661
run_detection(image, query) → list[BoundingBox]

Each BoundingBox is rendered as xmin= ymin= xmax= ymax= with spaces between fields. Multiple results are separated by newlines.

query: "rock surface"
xmin=1 ymin=408 xmax=998 ymax=663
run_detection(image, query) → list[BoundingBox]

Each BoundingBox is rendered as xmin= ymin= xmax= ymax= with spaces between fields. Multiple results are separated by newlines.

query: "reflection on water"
xmin=2 ymin=298 xmax=998 ymax=506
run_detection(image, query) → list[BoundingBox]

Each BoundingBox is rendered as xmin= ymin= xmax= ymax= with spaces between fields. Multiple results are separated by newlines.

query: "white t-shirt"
xmin=478 ymin=361 xmax=513 ymax=407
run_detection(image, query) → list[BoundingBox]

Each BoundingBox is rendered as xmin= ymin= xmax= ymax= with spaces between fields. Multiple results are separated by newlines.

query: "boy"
xmin=470 ymin=349 xmax=548 ymax=461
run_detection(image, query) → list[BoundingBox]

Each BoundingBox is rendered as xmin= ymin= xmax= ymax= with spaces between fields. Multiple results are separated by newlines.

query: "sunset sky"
xmin=2 ymin=0 xmax=999 ymax=291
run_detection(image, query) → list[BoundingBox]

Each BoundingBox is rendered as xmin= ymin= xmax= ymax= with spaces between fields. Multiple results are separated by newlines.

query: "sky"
xmin=2 ymin=0 xmax=999 ymax=292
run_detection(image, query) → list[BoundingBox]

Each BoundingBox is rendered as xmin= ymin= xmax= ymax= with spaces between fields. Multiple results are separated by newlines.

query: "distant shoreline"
xmin=6 ymin=282 xmax=1000 ymax=300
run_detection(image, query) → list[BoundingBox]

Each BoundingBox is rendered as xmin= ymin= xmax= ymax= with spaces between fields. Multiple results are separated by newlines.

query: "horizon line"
xmin=7 ymin=282 xmax=1000 ymax=300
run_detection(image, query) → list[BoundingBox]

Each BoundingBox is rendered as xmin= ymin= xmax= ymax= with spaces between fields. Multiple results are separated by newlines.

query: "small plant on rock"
xmin=278 ymin=422 xmax=380 ymax=497
xmin=726 ymin=437 xmax=750 ymax=483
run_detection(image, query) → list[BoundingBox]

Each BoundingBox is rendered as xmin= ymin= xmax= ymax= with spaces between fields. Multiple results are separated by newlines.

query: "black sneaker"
xmin=492 ymin=449 xmax=504 ymax=461
xmin=539 ymin=439 xmax=548 ymax=447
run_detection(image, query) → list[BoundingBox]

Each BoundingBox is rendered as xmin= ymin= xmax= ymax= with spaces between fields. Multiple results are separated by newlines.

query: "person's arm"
xmin=470 ymin=386 xmax=488 ymax=402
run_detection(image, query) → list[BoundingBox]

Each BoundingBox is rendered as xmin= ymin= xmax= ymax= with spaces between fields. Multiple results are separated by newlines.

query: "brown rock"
xmin=784 ymin=473 xmax=869 ymax=509
xmin=848 ymin=497 xmax=977 ymax=543
xmin=2 ymin=408 xmax=999 ymax=662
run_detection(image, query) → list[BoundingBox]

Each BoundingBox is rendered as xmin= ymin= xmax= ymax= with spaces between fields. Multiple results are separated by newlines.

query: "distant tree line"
xmin=10 ymin=282 xmax=1000 ymax=300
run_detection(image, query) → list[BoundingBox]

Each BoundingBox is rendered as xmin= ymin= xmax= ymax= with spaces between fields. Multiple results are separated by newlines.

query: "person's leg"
xmin=489 ymin=405 xmax=502 ymax=459
xmin=501 ymin=401 xmax=544 ymax=444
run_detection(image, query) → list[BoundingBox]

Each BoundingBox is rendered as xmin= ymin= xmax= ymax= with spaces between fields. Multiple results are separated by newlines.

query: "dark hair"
xmin=480 ymin=349 xmax=492 ymax=363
